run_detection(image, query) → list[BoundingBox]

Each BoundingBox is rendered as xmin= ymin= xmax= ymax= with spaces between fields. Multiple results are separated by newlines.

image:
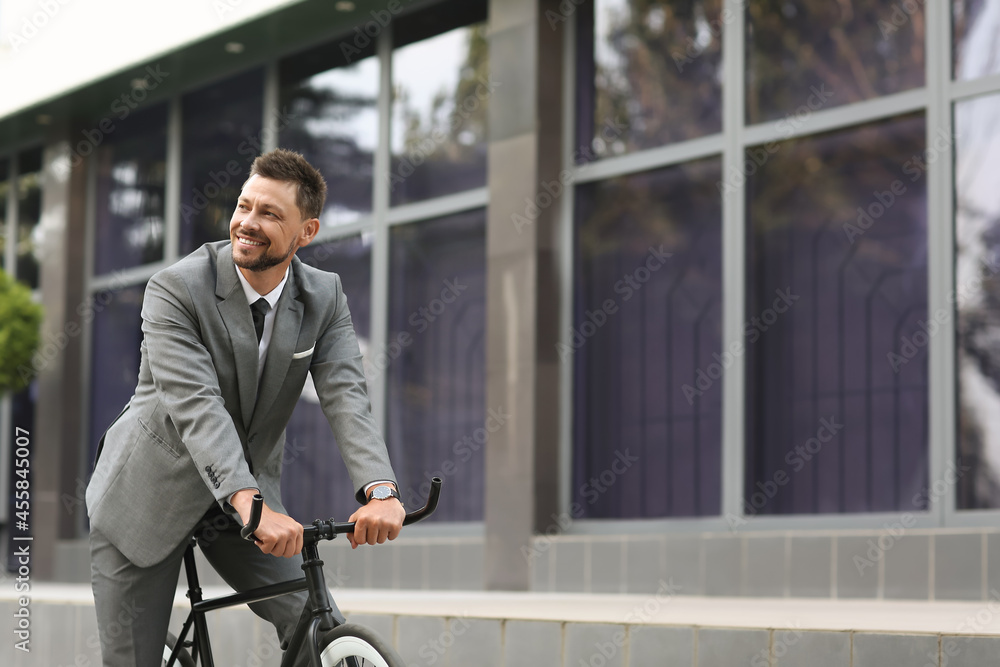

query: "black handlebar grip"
xmin=240 ymin=493 xmax=264 ymax=541
xmin=402 ymin=477 xmax=442 ymax=526
xmin=330 ymin=477 xmax=443 ymax=535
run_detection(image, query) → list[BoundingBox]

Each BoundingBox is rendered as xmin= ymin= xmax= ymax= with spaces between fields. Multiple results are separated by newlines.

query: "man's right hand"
xmin=231 ymin=488 xmax=303 ymax=558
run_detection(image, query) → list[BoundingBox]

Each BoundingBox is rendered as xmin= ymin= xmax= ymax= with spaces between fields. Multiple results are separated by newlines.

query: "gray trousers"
xmin=90 ymin=504 xmax=345 ymax=667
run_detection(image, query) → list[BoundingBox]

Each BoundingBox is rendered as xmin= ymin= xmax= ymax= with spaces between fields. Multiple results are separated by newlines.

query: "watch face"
xmin=372 ymin=486 xmax=391 ymax=500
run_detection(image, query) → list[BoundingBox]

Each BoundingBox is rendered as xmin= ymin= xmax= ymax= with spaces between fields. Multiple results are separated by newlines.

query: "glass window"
xmin=88 ymin=284 xmax=145 ymax=465
xmin=746 ymin=1 xmax=925 ymax=124
xmin=954 ymin=1 xmax=1000 ymax=81
xmin=0 ymin=159 xmax=8 ymax=272
xmin=180 ymin=69 xmax=264 ymax=255
xmin=573 ymin=159 xmax=723 ymax=519
xmin=387 ymin=210 xmax=486 ymax=521
xmin=280 ymin=45 xmax=379 ymax=229
xmin=956 ymin=93 xmax=1000 ymax=509
xmin=94 ymin=104 xmax=168 ymax=276
xmin=282 ymin=235 xmax=373 ymax=523
xmin=745 ymin=114 xmax=927 ymax=515
xmin=390 ymin=23 xmax=489 ymax=205
xmin=578 ymin=0 xmax=723 ymax=160
xmin=16 ymin=148 xmax=43 ymax=289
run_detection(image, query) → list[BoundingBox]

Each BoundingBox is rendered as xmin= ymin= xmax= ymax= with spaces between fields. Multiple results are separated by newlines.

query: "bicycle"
xmin=160 ymin=477 xmax=442 ymax=667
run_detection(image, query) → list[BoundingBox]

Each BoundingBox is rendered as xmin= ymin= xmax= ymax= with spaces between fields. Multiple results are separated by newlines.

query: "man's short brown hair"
xmin=247 ymin=149 xmax=327 ymax=220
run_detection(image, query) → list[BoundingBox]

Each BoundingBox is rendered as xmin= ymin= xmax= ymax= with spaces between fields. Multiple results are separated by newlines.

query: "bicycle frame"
xmin=164 ymin=477 xmax=441 ymax=667
xmin=164 ymin=538 xmax=338 ymax=667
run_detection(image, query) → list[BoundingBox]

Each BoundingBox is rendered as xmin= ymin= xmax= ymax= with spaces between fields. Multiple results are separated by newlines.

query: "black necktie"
xmin=251 ymin=298 xmax=269 ymax=343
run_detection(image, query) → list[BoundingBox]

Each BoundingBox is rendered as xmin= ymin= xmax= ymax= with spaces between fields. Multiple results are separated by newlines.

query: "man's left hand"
xmin=347 ymin=494 xmax=405 ymax=549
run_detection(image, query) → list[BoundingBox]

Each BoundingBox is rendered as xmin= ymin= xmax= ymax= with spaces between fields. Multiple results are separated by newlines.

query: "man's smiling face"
xmin=229 ymin=174 xmax=314 ymax=273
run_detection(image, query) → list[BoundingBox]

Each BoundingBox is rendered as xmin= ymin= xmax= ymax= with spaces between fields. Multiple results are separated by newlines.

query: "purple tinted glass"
xmin=180 ymin=69 xmax=264 ymax=255
xmin=573 ymin=158 xmax=723 ymax=518
xmin=94 ymin=104 xmax=168 ymax=275
xmin=387 ymin=210 xmax=486 ymax=521
xmin=745 ymin=114 xmax=928 ymax=515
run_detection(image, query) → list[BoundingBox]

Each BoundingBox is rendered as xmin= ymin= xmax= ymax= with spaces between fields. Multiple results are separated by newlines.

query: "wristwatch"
xmin=368 ymin=485 xmax=401 ymax=504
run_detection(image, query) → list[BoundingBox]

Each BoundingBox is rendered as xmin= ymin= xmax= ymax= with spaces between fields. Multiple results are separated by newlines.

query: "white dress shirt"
xmin=235 ymin=264 xmax=288 ymax=383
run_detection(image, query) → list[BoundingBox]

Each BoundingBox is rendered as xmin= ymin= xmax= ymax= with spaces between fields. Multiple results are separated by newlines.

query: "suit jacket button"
xmin=214 ymin=482 xmax=220 ymax=489
xmin=205 ymin=466 xmax=212 ymax=472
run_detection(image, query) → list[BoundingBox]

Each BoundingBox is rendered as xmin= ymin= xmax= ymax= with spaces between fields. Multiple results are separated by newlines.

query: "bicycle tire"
xmin=317 ymin=623 xmax=404 ymax=667
xmin=162 ymin=631 xmax=196 ymax=667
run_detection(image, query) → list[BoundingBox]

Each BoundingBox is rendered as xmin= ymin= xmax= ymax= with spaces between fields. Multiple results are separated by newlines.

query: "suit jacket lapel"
xmin=250 ymin=264 xmax=303 ymax=434
xmin=215 ymin=245 xmax=259 ymax=431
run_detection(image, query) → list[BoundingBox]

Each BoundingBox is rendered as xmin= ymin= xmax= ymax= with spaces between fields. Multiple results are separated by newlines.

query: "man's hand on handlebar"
xmin=231 ymin=488 xmax=303 ymax=558
xmin=347 ymin=488 xmax=405 ymax=549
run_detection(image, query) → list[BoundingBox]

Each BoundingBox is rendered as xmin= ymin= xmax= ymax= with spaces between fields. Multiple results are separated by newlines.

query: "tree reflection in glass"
xmin=94 ymin=104 xmax=167 ymax=275
xmin=580 ymin=0 xmax=723 ymax=159
xmin=390 ymin=24 xmax=488 ymax=205
xmin=954 ymin=0 xmax=1000 ymax=81
xmin=956 ymin=93 xmax=1000 ymax=509
xmin=180 ymin=69 xmax=263 ymax=253
xmin=746 ymin=1 xmax=924 ymax=124
xmin=15 ymin=148 xmax=42 ymax=290
xmin=281 ymin=56 xmax=379 ymax=228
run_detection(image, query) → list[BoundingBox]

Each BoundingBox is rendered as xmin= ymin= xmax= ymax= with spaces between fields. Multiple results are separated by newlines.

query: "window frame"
xmin=80 ymin=19 xmax=490 ymax=536
xmin=558 ymin=0 xmax=979 ymax=533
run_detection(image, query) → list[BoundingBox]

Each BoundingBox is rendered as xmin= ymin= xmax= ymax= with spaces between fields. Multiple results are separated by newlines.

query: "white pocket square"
xmin=291 ymin=345 xmax=315 ymax=360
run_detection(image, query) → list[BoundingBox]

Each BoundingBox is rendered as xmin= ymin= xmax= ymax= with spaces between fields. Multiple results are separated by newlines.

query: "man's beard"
xmin=234 ymin=237 xmax=298 ymax=272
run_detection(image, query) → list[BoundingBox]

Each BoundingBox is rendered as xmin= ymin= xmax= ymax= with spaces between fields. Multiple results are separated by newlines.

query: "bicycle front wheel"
xmin=318 ymin=623 xmax=404 ymax=667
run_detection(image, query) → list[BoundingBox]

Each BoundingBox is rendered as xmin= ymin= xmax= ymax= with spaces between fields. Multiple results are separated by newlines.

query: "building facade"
xmin=3 ymin=0 xmax=1000 ymax=600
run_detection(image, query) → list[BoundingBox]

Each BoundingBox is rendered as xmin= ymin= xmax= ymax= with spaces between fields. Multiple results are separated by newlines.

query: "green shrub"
xmin=0 ymin=270 xmax=43 ymax=393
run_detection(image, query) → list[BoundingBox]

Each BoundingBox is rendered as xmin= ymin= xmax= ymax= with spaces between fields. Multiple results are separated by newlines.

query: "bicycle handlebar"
xmin=239 ymin=494 xmax=265 ymax=541
xmin=240 ymin=477 xmax=442 ymax=543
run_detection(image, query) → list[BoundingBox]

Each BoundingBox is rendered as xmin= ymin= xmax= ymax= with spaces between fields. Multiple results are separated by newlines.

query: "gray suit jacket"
xmin=86 ymin=241 xmax=395 ymax=567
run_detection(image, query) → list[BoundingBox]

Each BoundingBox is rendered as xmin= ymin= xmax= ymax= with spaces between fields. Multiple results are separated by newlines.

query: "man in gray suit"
xmin=86 ymin=149 xmax=404 ymax=666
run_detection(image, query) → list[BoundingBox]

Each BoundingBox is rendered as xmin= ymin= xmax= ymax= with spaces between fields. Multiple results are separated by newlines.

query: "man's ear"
xmin=300 ymin=218 xmax=320 ymax=247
